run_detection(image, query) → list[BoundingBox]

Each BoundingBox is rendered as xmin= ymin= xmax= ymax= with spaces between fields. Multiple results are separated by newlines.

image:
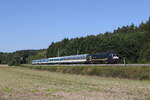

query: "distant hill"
xmin=0 ymin=49 xmax=46 ymax=65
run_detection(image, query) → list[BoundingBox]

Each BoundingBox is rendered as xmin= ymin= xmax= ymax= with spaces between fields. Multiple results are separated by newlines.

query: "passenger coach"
xmin=32 ymin=52 xmax=119 ymax=64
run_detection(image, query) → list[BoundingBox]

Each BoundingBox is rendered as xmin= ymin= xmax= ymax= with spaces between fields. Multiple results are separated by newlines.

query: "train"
xmin=32 ymin=52 xmax=119 ymax=64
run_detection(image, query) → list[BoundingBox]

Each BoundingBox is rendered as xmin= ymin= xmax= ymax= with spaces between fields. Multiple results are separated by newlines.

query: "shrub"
xmin=20 ymin=65 xmax=150 ymax=80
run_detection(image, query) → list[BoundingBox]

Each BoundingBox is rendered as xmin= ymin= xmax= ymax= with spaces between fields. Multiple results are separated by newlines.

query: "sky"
xmin=0 ymin=0 xmax=150 ymax=52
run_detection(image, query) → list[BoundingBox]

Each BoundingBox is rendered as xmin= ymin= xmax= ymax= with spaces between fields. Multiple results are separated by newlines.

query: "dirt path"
xmin=0 ymin=65 xmax=150 ymax=100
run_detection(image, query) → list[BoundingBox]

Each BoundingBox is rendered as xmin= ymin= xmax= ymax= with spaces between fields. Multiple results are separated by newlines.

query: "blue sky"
xmin=0 ymin=0 xmax=150 ymax=52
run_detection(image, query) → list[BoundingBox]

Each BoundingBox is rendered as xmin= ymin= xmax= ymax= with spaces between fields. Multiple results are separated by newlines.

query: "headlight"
xmin=113 ymin=56 xmax=119 ymax=59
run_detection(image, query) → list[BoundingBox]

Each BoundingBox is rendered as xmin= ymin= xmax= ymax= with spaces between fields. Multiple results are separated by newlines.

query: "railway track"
xmin=31 ymin=64 xmax=150 ymax=67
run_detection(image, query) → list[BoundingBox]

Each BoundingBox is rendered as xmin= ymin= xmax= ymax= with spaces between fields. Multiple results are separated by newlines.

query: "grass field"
xmin=0 ymin=65 xmax=150 ymax=100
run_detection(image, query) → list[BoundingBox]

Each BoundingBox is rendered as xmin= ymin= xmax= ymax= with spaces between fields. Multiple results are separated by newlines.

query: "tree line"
xmin=46 ymin=18 xmax=150 ymax=63
xmin=0 ymin=49 xmax=46 ymax=65
xmin=0 ymin=17 xmax=150 ymax=65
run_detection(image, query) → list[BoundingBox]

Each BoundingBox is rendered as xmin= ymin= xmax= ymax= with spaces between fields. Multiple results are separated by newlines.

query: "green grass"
xmin=20 ymin=64 xmax=150 ymax=80
xmin=143 ymin=97 xmax=150 ymax=100
xmin=3 ymin=87 xmax=13 ymax=93
xmin=0 ymin=65 xmax=150 ymax=100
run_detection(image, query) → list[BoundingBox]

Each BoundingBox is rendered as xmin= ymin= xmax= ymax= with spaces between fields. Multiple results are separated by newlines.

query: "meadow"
xmin=0 ymin=65 xmax=150 ymax=100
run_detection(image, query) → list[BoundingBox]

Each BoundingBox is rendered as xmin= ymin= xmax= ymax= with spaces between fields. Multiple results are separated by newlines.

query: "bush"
xmin=20 ymin=65 xmax=150 ymax=80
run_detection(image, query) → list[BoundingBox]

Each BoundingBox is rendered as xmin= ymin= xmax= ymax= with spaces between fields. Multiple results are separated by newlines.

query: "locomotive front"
xmin=87 ymin=52 xmax=119 ymax=64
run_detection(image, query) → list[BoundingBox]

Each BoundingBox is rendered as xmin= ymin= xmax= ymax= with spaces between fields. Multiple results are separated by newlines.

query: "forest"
xmin=0 ymin=18 xmax=150 ymax=65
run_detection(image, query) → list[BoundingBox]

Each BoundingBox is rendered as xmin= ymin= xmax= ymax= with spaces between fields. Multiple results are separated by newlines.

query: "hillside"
xmin=47 ymin=18 xmax=150 ymax=63
xmin=0 ymin=18 xmax=150 ymax=65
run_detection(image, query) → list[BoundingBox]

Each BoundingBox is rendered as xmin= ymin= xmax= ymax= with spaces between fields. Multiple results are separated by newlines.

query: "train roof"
xmin=90 ymin=52 xmax=117 ymax=55
xmin=48 ymin=54 xmax=89 ymax=59
xmin=32 ymin=58 xmax=48 ymax=61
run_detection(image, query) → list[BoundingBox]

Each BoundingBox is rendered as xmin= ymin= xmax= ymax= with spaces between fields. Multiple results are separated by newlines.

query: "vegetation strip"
xmin=20 ymin=64 xmax=150 ymax=80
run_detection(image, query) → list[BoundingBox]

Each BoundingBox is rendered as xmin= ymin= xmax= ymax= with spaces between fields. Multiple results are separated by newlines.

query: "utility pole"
xmin=57 ymin=48 xmax=60 ymax=57
xmin=123 ymin=57 xmax=126 ymax=66
xmin=77 ymin=48 xmax=79 ymax=55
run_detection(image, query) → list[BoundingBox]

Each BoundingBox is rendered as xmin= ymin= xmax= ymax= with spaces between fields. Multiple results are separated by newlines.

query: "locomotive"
xmin=32 ymin=52 xmax=119 ymax=64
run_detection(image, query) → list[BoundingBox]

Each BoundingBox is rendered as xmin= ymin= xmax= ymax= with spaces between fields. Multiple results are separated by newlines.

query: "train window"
xmin=109 ymin=53 xmax=113 ymax=57
xmin=113 ymin=54 xmax=117 ymax=56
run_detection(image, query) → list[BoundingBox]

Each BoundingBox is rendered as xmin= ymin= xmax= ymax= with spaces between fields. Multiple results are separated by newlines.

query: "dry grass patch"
xmin=0 ymin=65 xmax=150 ymax=100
